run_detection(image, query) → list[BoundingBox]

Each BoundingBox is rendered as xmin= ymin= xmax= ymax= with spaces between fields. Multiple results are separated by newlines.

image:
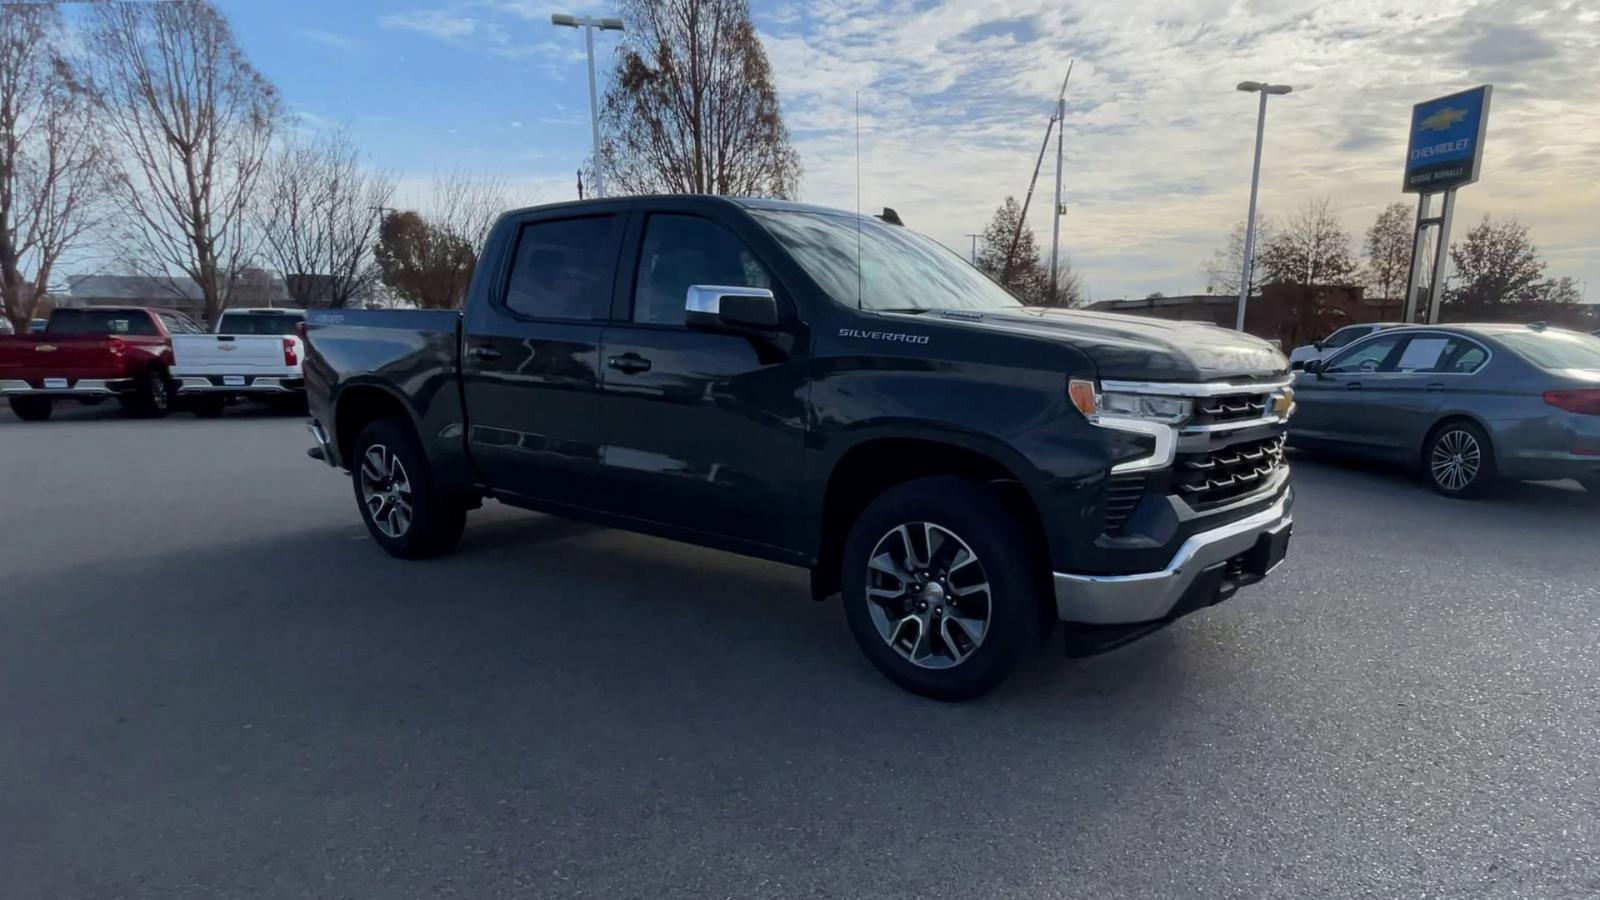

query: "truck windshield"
xmin=45 ymin=309 xmax=158 ymax=336
xmin=752 ymin=210 xmax=1024 ymax=313
xmin=219 ymin=313 xmax=303 ymax=336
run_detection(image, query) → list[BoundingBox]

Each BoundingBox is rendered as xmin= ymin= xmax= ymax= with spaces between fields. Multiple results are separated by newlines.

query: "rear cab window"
xmin=45 ymin=309 xmax=159 ymax=336
xmin=502 ymin=216 xmax=622 ymax=320
xmin=217 ymin=313 xmax=303 ymax=336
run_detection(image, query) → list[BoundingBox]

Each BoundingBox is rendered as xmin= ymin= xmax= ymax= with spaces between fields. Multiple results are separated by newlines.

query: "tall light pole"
xmin=551 ymin=13 xmax=624 ymax=198
xmin=1233 ymin=80 xmax=1291 ymax=332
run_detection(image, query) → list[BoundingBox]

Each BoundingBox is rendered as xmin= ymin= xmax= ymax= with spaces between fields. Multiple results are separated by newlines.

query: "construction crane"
xmin=1000 ymin=63 xmax=1074 ymax=294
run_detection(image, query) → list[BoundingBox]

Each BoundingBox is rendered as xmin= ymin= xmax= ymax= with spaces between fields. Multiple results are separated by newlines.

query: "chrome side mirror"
xmin=685 ymin=285 xmax=779 ymax=330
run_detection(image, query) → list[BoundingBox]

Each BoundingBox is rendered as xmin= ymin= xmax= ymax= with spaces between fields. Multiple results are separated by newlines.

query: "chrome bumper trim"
xmin=0 ymin=378 xmax=121 ymax=396
xmin=1053 ymin=488 xmax=1293 ymax=625
xmin=307 ymin=419 xmax=337 ymax=467
xmin=174 ymin=376 xmax=300 ymax=394
xmin=1100 ymin=377 xmax=1294 ymax=397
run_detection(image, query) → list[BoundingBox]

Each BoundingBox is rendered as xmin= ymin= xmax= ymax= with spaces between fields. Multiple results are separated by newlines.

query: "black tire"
xmin=189 ymin=395 xmax=227 ymax=418
xmin=350 ymin=418 xmax=467 ymax=559
xmin=1424 ymin=420 xmax=1496 ymax=498
xmin=8 ymin=396 xmax=53 ymax=421
xmin=131 ymin=368 xmax=173 ymax=418
xmin=840 ymin=476 xmax=1048 ymax=701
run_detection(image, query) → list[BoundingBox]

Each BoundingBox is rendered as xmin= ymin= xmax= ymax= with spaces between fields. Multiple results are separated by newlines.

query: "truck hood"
xmin=921 ymin=307 xmax=1288 ymax=383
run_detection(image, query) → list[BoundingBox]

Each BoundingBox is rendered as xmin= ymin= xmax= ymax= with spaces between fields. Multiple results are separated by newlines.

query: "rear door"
xmin=460 ymin=203 xmax=628 ymax=506
xmin=593 ymin=206 xmax=808 ymax=552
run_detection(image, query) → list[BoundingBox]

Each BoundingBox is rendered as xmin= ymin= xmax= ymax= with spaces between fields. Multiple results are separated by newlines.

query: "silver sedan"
xmin=1290 ymin=324 xmax=1600 ymax=497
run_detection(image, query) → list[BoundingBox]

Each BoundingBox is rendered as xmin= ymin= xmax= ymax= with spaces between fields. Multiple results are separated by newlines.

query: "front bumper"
xmin=306 ymin=419 xmax=337 ymax=467
xmin=0 ymin=377 xmax=135 ymax=398
xmin=1053 ymin=487 xmax=1293 ymax=625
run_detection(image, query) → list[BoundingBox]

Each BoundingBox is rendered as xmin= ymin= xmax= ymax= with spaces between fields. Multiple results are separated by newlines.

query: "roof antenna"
xmin=855 ymin=90 xmax=863 ymax=311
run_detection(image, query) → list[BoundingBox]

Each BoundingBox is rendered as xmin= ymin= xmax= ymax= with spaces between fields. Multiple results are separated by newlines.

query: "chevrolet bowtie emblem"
xmin=219 ymin=343 xmax=237 ymax=351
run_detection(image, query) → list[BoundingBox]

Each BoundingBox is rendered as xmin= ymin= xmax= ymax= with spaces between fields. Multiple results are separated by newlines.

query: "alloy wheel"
xmin=360 ymin=444 xmax=414 ymax=538
xmin=864 ymin=522 xmax=992 ymax=670
xmin=151 ymin=378 xmax=168 ymax=410
xmin=1430 ymin=429 xmax=1481 ymax=493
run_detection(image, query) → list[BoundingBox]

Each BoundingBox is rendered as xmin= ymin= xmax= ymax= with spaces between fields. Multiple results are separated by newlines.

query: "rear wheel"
xmin=8 ymin=396 xmax=53 ymax=421
xmin=1425 ymin=420 xmax=1496 ymax=498
xmin=840 ymin=476 xmax=1047 ymax=701
xmin=351 ymin=418 xmax=467 ymax=559
xmin=131 ymin=369 xmax=172 ymax=418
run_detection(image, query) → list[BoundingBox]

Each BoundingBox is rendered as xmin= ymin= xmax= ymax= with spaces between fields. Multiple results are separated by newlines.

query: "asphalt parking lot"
xmin=3 ymin=404 xmax=1597 ymax=899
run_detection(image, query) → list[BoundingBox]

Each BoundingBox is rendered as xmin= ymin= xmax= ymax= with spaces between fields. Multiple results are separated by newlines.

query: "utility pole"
xmin=965 ymin=233 xmax=981 ymax=265
xmin=1048 ymin=94 xmax=1065 ymax=303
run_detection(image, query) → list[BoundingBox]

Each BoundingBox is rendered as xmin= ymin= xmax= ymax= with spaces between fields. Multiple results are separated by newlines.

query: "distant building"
xmin=67 ymin=272 xmax=291 ymax=319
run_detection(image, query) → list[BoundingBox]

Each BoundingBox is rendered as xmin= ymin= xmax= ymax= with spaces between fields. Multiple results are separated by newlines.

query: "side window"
xmin=503 ymin=216 xmax=618 ymax=320
xmin=1323 ymin=326 xmax=1363 ymax=349
xmin=1324 ymin=334 xmax=1404 ymax=374
xmin=1438 ymin=339 xmax=1489 ymax=374
xmin=157 ymin=312 xmax=181 ymax=333
xmin=179 ymin=314 xmax=205 ymax=334
xmin=632 ymin=214 xmax=773 ymax=325
xmin=1393 ymin=336 xmax=1452 ymax=372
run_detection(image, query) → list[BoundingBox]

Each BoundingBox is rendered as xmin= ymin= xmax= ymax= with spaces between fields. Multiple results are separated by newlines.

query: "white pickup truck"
xmin=170 ymin=308 xmax=306 ymax=417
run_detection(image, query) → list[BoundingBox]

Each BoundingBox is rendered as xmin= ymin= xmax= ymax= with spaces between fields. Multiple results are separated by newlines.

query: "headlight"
xmin=1069 ymin=378 xmax=1192 ymax=425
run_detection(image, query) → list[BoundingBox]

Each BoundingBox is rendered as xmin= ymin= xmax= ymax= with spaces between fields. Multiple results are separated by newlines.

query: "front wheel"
xmin=840 ymin=476 xmax=1048 ymax=701
xmin=1425 ymin=421 xmax=1496 ymax=498
xmin=351 ymin=418 xmax=467 ymax=559
xmin=8 ymin=396 xmax=53 ymax=421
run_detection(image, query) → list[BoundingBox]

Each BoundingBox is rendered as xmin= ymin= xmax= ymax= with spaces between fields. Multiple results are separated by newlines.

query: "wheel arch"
xmin=1419 ymin=411 xmax=1495 ymax=467
xmin=332 ymin=382 xmax=420 ymax=469
xmin=811 ymin=433 xmax=1049 ymax=601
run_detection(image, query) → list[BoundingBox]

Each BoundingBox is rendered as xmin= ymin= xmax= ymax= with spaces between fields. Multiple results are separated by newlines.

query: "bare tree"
xmin=86 ymin=1 xmax=280 ymax=324
xmin=1041 ymin=257 xmax=1087 ymax=308
xmin=597 ymin=0 xmax=801 ymax=198
xmin=0 ymin=4 xmax=109 ymax=332
xmin=1259 ymin=196 xmax=1356 ymax=287
xmin=1364 ymin=201 xmax=1413 ymax=301
xmin=431 ymin=168 xmax=508 ymax=257
xmin=256 ymin=128 xmax=395 ymax=308
xmin=1203 ymin=217 xmax=1274 ymax=297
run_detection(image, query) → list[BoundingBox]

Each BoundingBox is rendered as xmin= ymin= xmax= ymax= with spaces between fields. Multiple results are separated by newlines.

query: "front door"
xmin=460 ymin=205 xmax=627 ymax=506
xmin=595 ymin=209 xmax=808 ymax=553
xmin=1293 ymin=332 xmax=1407 ymax=452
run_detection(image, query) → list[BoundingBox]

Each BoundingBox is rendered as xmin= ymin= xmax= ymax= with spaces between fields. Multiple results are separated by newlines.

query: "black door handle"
xmin=607 ymin=353 xmax=652 ymax=374
xmin=1425 ymin=383 xmax=1445 ymax=392
xmin=1346 ymin=382 xmax=1362 ymax=390
xmin=470 ymin=345 xmax=502 ymax=362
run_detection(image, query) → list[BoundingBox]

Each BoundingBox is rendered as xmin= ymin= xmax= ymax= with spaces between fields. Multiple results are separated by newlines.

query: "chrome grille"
xmin=1173 ymin=435 xmax=1285 ymax=507
xmin=1189 ymin=392 xmax=1270 ymax=428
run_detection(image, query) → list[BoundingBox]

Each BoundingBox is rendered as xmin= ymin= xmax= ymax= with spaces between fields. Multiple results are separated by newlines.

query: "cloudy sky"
xmin=220 ymin=0 xmax=1600 ymax=302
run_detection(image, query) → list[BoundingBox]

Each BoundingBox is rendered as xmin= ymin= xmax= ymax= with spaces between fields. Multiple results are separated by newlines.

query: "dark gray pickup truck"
xmin=303 ymin=196 xmax=1296 ymax=699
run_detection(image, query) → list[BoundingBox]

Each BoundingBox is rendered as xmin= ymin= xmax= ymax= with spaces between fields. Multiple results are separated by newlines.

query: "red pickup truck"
xmin=0 ymin=307 xmax=203 ymax=421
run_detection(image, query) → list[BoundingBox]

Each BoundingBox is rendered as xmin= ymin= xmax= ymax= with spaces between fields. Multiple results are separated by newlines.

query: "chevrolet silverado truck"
xmin=171 ymin=308 xmax=307 ymax=417
xmin=0 ymin=307 xmax=203 ymax=420
xmin=303 ymin=196 xmax=1295 ymax=699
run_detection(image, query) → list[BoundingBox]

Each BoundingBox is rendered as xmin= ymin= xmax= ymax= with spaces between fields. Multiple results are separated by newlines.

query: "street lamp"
xmin=1232 ymin=80 xmax=1292 ymax=332
xmin=551 ymin=13 xmax=624 ymax=198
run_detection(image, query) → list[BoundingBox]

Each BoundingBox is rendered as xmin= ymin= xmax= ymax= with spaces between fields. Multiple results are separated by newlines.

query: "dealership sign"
xmin=1403 ymin=85 xmax=1491 ymax=193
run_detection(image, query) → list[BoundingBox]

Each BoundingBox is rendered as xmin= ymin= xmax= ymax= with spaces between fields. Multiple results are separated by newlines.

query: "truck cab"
xmin=303 ymin=196 xmax=1295 ymax=699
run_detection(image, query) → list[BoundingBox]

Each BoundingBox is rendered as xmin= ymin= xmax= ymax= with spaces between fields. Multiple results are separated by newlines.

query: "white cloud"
xmin=761 ymin=0 xmax=1600 ymax=298
xmin=299 ymin=28 xmax=354 ymax=51
xmin=379 ymin=9 xmax=478 ymax=40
